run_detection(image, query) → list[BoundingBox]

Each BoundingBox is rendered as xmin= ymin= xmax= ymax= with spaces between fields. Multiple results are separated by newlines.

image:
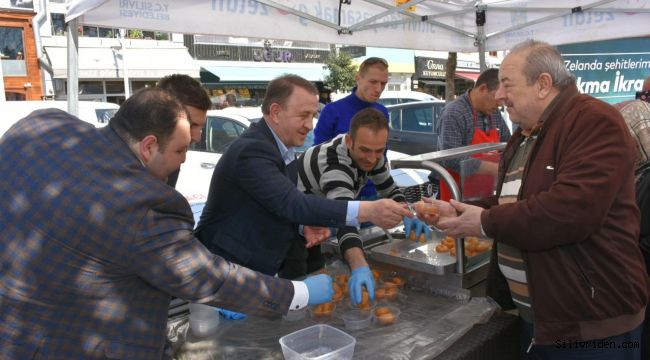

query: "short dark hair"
xmin=475 ymin=68 xmax=500 ymax=91
xmin=349 ymin=108 xmax=389 ymax=140
xmin=358 ymin=57 xmax=388 ymax=76
xmin=110 ymin=88 xmax=185 ymax=150
xmin=261 ymin=74 xmax=318 ymax=115
xmin=157 ymin=74 xmax=212 ymax=111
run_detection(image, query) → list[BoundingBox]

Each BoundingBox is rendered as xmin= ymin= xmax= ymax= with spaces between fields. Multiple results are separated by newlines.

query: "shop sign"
xmin=340 ymin=46 xmax=366 ymax=58
xmin=415 ymin=57 xmax=446 ymax=78
xmin=253 ymin=42 xmax=293 ymax=63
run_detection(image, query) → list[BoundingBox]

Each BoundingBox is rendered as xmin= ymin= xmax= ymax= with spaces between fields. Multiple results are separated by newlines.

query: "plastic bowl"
xmin=373 ymin=305 xmax=401 ymax=326
xmin=348 ymin=297 xmax=376 ymax=311
xmin=308 ymin=302 xmax=336 ymax=321
xmin=279 ymin=324 xmax=356 ymax=360
xmin=342 ymin=309 xmax=372 ymax=330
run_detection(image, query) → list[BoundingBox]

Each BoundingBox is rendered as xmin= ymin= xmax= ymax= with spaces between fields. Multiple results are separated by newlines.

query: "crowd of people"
xmin=0 ymin=39 xmax=648 ymax=359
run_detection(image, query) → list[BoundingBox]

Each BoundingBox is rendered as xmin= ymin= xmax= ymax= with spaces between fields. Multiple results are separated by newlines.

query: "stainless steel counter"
xmin=167 ymin=267 xmax=497 ymax=359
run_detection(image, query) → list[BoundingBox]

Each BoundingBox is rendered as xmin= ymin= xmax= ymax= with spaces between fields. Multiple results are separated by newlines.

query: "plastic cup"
xmin=373 ymin=305 xmax=401 ymax=326
xmin=283 ymin=307 xmax=307 ymax=321
xmin=188 ymin=303 xmax=220 ymax=337
xmin=308 ymin=302 xmax=336 ymax=321
xmin=342 ymin=309 xmax=372 ymax=330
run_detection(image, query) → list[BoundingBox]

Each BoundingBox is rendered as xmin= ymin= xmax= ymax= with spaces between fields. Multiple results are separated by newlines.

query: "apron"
xmin=439 ymin=111 xmax=500 ymax=201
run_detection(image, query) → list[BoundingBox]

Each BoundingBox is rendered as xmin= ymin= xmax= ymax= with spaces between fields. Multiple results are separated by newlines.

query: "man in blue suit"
xmin=0 ymin=88 xmax=332 ymax=359
xmin=196 ymin=75 xmax=412 ymax=303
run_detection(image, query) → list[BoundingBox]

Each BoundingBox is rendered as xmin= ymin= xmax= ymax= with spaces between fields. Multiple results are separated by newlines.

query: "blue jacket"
xmin=196 ymin=120 xmax=347 ymax=275
xmin=314 ymin=89 xmax=389 ymax=198
xmin=314 ymin=89 xmax=389 ymax=144
xmin=0 ymin=110 xmax=294 ymax=359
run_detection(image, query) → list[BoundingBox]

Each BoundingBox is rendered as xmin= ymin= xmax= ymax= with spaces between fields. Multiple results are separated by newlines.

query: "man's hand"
xmin=416 ymin=197 xmax=457 ymax=226
xmin=358 ymin=199 xmax=412 ymax=229
xmin=348 ymin=266 xmax=375 ymax=305
xmin=304 ymin=226 xmax=331 ymax=248
xmin=304 ymin=274 xmax=334 ymax=305
xmin=218 ymin=308 xmax=247 ymax=320
xmin=436 ymin=200 xmax=484 ymax=238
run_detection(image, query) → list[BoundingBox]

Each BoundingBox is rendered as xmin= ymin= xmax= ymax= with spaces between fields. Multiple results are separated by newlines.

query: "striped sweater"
xmin=297 ymin=134 xmax=405 ymax=252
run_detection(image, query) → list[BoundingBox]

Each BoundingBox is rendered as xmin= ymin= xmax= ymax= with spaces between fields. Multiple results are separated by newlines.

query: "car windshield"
xmin=95 ymin=108 xmax=118 ymax=124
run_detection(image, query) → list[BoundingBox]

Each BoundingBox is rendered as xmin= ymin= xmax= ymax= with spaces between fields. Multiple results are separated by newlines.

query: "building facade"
xmin=1 ymin=1 xmax=43 ymax=100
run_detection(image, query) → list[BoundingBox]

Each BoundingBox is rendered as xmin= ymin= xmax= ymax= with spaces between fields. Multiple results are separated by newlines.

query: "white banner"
xmin=66 ymin=0 xmax=650 ymax=52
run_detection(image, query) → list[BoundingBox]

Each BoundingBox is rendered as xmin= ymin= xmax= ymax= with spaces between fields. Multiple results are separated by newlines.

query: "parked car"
xmin=378 ymin=90 xmax=439 ymax=106
xmin=175 ymin=108 xmax=258 ymax=203
xmin=176 ymin=107 xmax=434 ymax=205
xmin=1 ymin=100 xmax=119 ymax=128
xmin=386 ymin=100 xmax=446 ymax=155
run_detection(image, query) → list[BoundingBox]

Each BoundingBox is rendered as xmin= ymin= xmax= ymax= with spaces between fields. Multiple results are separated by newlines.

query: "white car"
xmin=0 ymin=100 xmax=119 ymax=136
xmin=378 ymin=90 xmax=439 ymax=106
xmin=175 ymin=107 xmax=434 ymax=207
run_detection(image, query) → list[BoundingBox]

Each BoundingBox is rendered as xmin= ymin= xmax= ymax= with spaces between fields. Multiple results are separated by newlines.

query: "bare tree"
xmin=445 ymin=52 xmax=457 ymax=102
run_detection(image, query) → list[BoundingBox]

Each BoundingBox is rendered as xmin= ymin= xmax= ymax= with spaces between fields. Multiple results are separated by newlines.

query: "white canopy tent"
xmin=64 ymin=0 xmax=650 ymax=112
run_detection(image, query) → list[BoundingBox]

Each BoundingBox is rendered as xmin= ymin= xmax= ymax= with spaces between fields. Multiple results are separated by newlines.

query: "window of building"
xmin=81 ymin=26 xmax=99 ymax=38
xmin=132 ymin=81 xmax=157 ymax=91
xmin=79 ymin=81 xmax=104 ymax=95
xmin=51 ymin=13 xmax=66 ymax=36
xmin=0 ymin=26 xmax=26 ymax=76
xmin=99 ymin=28 xmax=117 ymax=38
xmin=105 ymin=81 xmax=125 ymax=94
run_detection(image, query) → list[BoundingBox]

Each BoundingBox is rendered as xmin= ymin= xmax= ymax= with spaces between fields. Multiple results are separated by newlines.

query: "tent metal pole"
xmin=476 ymin=6 xmax=487 ymax=71
xmin=66 ymin=17 xmax=79 ymax=116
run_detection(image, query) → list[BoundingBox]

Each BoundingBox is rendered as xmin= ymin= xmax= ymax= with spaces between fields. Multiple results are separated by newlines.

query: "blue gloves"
xmin=218 ymin=308 xmax=247 ymax=320
xmin=349 ymin=266 xmax=375 ymax=305
xmin=304 ymin=274 xmax=334 ymax=305
xmin=404 ymin=216 xmax=431 ymax=241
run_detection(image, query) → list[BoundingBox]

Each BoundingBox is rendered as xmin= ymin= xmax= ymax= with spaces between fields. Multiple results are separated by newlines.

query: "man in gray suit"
xmin=0 ymin=88 xmax=332 ymax=359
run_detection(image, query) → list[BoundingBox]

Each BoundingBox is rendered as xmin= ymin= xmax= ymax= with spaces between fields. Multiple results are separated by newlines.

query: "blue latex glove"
xmin=304 ymin=274 xmax=333 ymax=305
xmin=403 ymin=216 xmax=431 ymax=241
xmin=348 ymin=266 xmax=375 ymax=305
xmin=218 ymin=308 xmax=247 ymax=320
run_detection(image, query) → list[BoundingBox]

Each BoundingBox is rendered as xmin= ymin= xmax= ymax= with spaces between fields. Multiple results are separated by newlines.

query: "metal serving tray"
xmin=368 ymin=232 xmax=492 ymax=276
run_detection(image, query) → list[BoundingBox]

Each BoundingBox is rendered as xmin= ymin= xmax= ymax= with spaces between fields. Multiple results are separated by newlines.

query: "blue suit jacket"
xmin=196 ymin=119 xmax=347 ymax=275
xmin=0 ymin=110 xmax=294 ymax=359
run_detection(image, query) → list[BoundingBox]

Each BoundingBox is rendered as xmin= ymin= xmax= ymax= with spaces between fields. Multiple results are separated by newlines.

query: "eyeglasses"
xmin=359 ymin=57 xmax=388 ymax=72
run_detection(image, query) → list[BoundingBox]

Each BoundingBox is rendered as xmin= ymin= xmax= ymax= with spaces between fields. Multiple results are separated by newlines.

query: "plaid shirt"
xmin=439 ymin=91 xmax=511 ymax=173
xmin=0 ymin=109 xmax=293 ymax=359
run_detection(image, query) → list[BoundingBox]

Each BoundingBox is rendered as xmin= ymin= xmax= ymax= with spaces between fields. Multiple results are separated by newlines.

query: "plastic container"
xmin=342 ymin=309 xmax=372 ymax=330
xmin=373 ymin=305 xmax=401 ymax=326
xmin=283 ymin=307 xmax=307 ymax=321
xmin=308 ymin=302 xmax=336 ymax=321
xmin=189 ymin=303 xmax=220 ymax=337
xmin=279 ymin=324 xmax=356 ymax=360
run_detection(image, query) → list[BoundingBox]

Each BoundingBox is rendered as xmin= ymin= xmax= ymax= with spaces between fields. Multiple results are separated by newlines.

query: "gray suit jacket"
xmin=0 ymin=110 xmax=294 ymax=359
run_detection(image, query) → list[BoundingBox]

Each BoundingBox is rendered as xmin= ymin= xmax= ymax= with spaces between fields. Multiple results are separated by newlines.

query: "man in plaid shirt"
xmin=438 ymin=68 xmax=511 ymax=200
xmin=0 ymin=88 xmax=332 ymax=359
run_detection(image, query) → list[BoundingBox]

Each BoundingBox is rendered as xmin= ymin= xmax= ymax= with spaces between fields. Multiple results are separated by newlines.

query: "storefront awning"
xmin=200 ymin=61 xmax=328 ymax=82
xmin=455 ymin=71 xmax=480 ymax=82
xmin=45 ymin=46 xmax=200 ymax=79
